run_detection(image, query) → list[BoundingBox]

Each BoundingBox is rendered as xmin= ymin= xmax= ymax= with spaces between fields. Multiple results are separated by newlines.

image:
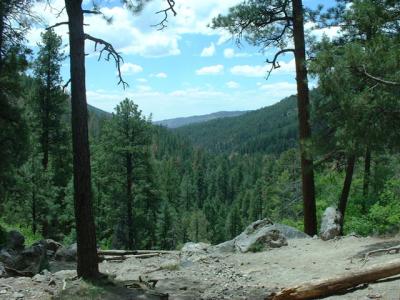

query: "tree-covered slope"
xmin=154 ymin=111 xmax=248 ymax=128
xmin=174 ymin=95 xmax=299 ymax=155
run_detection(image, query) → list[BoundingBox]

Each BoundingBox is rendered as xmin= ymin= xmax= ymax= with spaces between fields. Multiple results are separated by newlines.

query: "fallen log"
xmin=99 ymin=253 xmax=160 ymax=262
xmin=267 ymin=259 xmax=400 ymax=300
xmin=98 ymin=249 xmax=176 ymax=256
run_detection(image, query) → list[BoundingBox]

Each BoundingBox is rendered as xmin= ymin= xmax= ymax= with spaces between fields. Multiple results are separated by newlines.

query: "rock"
xmin=0 ymin=262 xmax=6 ymax=278
xmin=44 ymin=239 xmax=62 ymax=253
xmin=214 ymin=219 xmax=292 ymax=253
xmin=0 ymin=249 xmax=15 ymax=267
xmin=55 ymin=243 xmax=77 ymax=261
xmin=272 ymin=223 xmax=310 ymax=239
xmin=181 ymin=242 xmax=210 ymax=253
xmin=7 ymin=230 xmax=25 ymax=251
xmin=212 ymin=240 xmax=235 ymax=253
xmin=234 ymin=226 xmax=287 ymax=253
xmin=53 ymin=269 xmax=76 ymax=280
xmin=14 ymin=241 xmax=47 ymax=274
xmin=320 ymin=207 xmax=342 ymax=241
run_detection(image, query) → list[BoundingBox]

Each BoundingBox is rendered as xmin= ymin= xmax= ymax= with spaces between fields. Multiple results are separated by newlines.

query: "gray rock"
xmin=181 ymin=242 xmax=210 ymax=253
xmin=272 ymin=223 xmax=310 ymax=239
xmin=55 ymin=243 xmax=77 ymax=261
xmin=0 ymin=249 xmax=15 ymax=267
xmin=234 ymin=224 xmax=287 ymax=253
xmin=0 ymin=262 xmax=6 ymax=278
xmin=320 ymin=207 xmax=342 ymax=241
xmin=14 ymin=241 xmax=47 ymax=274
xmin=6 ymin=230 xmax=25 ymax=251
xmin=211 ymin=240 xmax=235 ymax=253
xmin=212 ymin=221 xmax=309 ymax=254
xmin=44 ymin=239 xmax=62 ymax=253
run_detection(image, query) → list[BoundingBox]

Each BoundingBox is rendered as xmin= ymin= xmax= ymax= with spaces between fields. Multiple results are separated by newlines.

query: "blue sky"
xmin=29 ymin=0 xmax=337 ymax=121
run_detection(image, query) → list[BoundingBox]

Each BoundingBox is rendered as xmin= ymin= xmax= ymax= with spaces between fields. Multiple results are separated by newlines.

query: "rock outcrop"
xmin=320 ymin=207 xmax=342 ymax=241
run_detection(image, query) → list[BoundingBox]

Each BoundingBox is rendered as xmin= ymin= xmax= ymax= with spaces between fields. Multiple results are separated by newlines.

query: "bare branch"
xmin=46 ymin=21 xmax=69 ymax=30
xmin=62 ymin=79 xmax=71 ymax=91
xmin=152 ymin=0 xmax=177 ymax=30
xmin=84 ymin=34 xmax=129 ymax=89
xmin=82 ymin=10 xmax=102 ymax=15
xmin=361 ymin=65 xmax=400 ymax=86
xmin=266 ymin=48 xmax=295 ymax=79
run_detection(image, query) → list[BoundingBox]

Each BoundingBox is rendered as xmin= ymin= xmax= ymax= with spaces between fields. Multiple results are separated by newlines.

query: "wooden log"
xmin=4 ymin=266 xmax=34 ymax=277
xmin=268 ymin=259 xmax=400 ymax=300
xmin=99 ymin=253 xmax=160 ymax=262
xmin=98 ymin=249 xmax=177 ymax=256
xmin=98 ymin=250 xmax=138 ymax=256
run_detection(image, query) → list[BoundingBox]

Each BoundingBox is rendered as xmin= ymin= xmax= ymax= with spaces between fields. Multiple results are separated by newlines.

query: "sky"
xmin=28 ymin=0 xmax=337 ymax=121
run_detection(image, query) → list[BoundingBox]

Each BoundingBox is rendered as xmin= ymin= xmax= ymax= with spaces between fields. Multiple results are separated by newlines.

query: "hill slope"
xmin=154 ymin=111 xmax=248 ymax=128
xmin=174 ymin=95 xmax=299 ymax=154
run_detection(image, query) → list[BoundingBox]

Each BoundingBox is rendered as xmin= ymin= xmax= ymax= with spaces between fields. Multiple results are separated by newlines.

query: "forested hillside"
xmin=175 ymin=94 xmax=299 ymax=154
xmin=154 ymin=111 xmax=248 ymax=128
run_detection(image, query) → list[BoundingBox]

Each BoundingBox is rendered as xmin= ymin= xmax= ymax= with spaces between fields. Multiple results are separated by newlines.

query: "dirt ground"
xmin=1 ymin=236 xmax=400 ymax=300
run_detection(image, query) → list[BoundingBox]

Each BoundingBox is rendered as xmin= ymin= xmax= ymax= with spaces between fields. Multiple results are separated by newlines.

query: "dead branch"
xmin=152 ymin=0 xmax=177 ymax=30
xmin=62 ymin=79 xmax=71 ymax=91
xmin=267 ymin=259 xmax=400 ymax=300
xmin=266 ymin=48 xmax=295 ymax=79
xmin=84 ymin=34 xmax=128 ymax=88
xmin=361 ymin=66 xmax=400 ymax=86
xmin=363 ymin=245 xmax=400 ymax=263
xmin=46 ymin=21 xmax=69 ymax=30
xmin=4 ymin=267 xmax=34 ymax=277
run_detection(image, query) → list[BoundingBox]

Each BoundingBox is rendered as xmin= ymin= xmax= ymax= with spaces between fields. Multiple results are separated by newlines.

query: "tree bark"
xmin=269 ymin=259 xmax=400 ymax=300
xmin=65 ymin=0 xmax=99 ymax=279
xmin=126 ymin=152 xmax=134 ymax=249
xmin=363 ymin=147 xmax=371 ymax=198
xmin=338 ymin=154 xmax=356 ymax=235
xmin=292 ymin=0 xmax=317 ymax=236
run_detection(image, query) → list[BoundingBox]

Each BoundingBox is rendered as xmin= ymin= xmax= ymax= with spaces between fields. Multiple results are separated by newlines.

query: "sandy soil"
xmin=1 ymin=236 xmax=400 ymax=300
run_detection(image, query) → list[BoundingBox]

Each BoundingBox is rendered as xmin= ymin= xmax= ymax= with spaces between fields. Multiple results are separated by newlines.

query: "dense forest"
xmin=0 ymin=0 xmax=399 ymax=281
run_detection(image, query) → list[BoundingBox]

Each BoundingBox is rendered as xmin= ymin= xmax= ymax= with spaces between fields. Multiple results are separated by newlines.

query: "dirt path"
xmin=1 ymin=236 xmax=400 ymax=299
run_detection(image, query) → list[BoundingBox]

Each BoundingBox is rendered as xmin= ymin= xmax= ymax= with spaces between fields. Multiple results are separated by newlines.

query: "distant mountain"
xmin=154 ymin=111 xmax=248 ymax=128
xmin=174 ymin=94 xmax=301 ymax=155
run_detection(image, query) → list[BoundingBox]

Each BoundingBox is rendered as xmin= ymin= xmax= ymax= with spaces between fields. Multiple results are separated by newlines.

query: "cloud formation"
xmin=196 ymin=64 xmax=224 ymax=75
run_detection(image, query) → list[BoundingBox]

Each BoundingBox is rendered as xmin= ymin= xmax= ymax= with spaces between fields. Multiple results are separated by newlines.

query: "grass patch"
xmin=0 ymin=219 xmax=43 ymax=246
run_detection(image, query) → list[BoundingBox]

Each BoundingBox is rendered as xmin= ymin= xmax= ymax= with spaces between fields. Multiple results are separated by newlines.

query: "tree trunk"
xmin=31 ymin=159 xmax=36 ymax=235
xmin=0 ymin=4 xmax=4 ymax=75
xmin=338 ymin=154 xmax=356 ymax=235
xmin=292 ymin=0 xmax=317 ymax=236
xmin=126 ymin=153 xmax=134 ymax=249
xmin=65 ymin=0 xmax=99 ymax=279
xmin=362 ymin=147 xmax=371 ymax=198
xmin=269 ymin=259 xmax=400 ymax=300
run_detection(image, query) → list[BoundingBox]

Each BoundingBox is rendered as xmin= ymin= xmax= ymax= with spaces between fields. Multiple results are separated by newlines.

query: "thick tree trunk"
xmin=292 ymin=0 xmax=317 ymax=236
xmin=363 ymin=147 xmax=371 ymax=198
xmin=338 ymin=154 xmax=356 ymax=235
xmin=126 ymin=153 xmax=134 ymax=249
xmin=31 ymin=159 xmax=36 ymax=234
xmin=269 ymin=259 xmax=400 ymax=300
xmin=65 ymin=0 xmax=99 ymax=279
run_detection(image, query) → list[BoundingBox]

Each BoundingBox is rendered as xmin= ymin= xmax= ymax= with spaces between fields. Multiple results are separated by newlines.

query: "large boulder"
xmin=14 ymin=241 xmax=48 ymax=274
xmin=55 ymin=243 xmax=77 ymax=261
xmin=213 ymin=219 xmax=310 ymax=253
xmin=6 ymin=230 xmax=25 ymax=251
xmin=181 ymin=242 xmax=210 ymax=253
xmin=234 ymin=219 xmax=288 ymax=252
xmin=320 ymin=207 xmax=342 ymax=241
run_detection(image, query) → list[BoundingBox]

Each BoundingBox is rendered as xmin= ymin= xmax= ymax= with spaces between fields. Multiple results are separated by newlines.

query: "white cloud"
xmin=196 ymin=64 xmax=224 ymax=75
xmin=226 ymin=81 xmax=240 ymax=89
xmin=224 ymin=48 xmax=254 ymax=59
xmin=258 ymin=82 xmax=297 ymax=97
xmin=29 ymin=0 xmax=246 ymax=58
xmin=200 ymin=43 xmax=216 ymax=57
xmin=224 ymin=48 xmax=235 ymax=58
xmin=137 ymin=78 xmax=148 ymax=83
xmin=120 ymin=63 xmax=143 ymax=75
xmin=151 ymin=72 xmax=168 ymax=78
xmin=230 ymin=59 xmax=296 ymax=77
